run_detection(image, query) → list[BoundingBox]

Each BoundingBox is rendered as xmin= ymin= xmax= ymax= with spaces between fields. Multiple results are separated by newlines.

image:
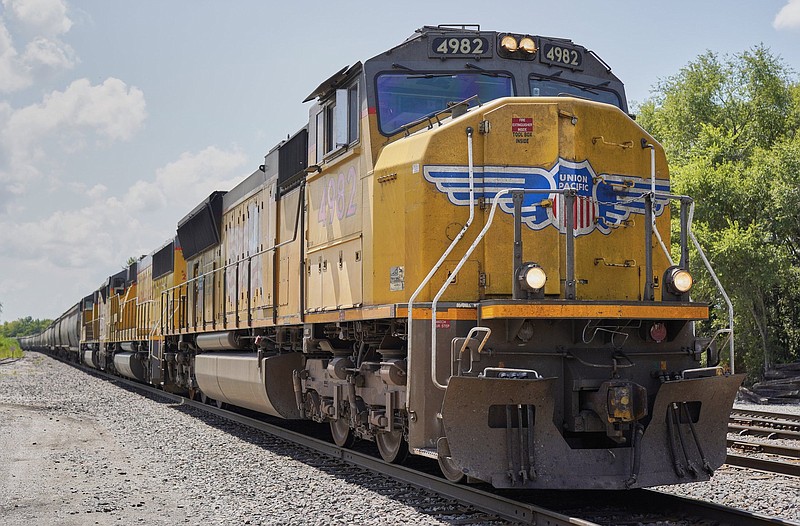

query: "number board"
xmin=540 ymin=40 xmax=584 ymax=70
xmin=429 ymin=35 xmax=492 ymax=58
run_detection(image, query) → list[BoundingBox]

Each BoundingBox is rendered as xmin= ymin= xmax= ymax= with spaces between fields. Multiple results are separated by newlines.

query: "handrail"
xmin=654 ymin=191 xmax=735 ymax=374
xmin=452 ymin=327 xmax=492 ymax=376
xmin=407 ymin=127 xmax=477 ymax=404
xmin=646 ymin=144 xmax=674 ymax=266
xmin=430 ymin=187 xmax=572 ymax=390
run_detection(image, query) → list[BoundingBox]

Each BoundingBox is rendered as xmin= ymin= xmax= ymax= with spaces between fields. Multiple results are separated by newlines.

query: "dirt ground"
xmin=0 ymin=362 xmax=188 ymax=525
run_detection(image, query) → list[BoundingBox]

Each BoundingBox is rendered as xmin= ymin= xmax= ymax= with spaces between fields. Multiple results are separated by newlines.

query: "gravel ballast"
xmin=1 ymin=352 xmax=798 ymax=524
xmin=654 ymin=401 xmax=800 ymax=522
xmin=0 ymin=352 xmax=498 ymax=525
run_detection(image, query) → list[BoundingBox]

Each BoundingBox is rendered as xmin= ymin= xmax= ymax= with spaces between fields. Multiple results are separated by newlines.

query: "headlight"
xmin=518 ymin=263 xmax=546 ymax=291
xmin=667 ymin=267 xmax=693 ymax=294
xmin=500 ymin=35 xmax=518 ymax=52
xmin=519 ymin=37 xmax=537 ymax=54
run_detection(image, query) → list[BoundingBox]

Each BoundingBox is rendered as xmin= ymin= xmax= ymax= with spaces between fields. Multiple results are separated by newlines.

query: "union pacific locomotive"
xmin=20 ymin=25 xmax=743 ymax=490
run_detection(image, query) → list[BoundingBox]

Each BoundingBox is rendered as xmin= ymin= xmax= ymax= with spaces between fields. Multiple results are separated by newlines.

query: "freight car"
xmin=20 ymin=25 xmax=743 ymax=490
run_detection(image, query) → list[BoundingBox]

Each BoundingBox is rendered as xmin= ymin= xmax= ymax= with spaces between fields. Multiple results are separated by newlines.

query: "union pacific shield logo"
xmin=423 ymin=158 xmax=670 ymax=236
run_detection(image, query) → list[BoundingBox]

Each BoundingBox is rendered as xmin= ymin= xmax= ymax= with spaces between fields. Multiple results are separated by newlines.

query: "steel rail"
xmin=731 ymin=408 xmax=800 ymax=426
xmin=729 ymin=423 xmax=800 ymax=439
xmin=728 ymin=439 xmax=800 ymax=459
xmin=726 ymin=452 xmax=800 ymax=478
xmin=50 ymin=355 xmax=799 ymax=526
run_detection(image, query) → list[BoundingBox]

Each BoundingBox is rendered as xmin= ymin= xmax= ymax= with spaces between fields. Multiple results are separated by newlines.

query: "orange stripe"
xmin=396 ymin=307 xmax=478 ymax=320
xmin=480 ymin=303 xmax=708 ymax=320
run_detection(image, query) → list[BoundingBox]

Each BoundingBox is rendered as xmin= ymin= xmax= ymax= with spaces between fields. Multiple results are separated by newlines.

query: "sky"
xmin=1 ymin=0 xmax=799 ymax=323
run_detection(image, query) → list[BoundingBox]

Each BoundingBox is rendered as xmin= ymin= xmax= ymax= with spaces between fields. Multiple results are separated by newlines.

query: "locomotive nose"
xmin=439 ymin=370 xmax=743 ymax=489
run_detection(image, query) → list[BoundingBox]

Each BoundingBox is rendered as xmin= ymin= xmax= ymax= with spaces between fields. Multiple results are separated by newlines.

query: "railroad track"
xmin=729 ymin=408 xmax=800 ymax=439
xmin=727 ymin=408 xmax=800 ymax=477
xmin=0 ymin=357 xmax=22 ymax=366
xmin=727 ymin=451 xmax=800 ymax=478
xmin=62 ymin=359 xmax=796 ymax=526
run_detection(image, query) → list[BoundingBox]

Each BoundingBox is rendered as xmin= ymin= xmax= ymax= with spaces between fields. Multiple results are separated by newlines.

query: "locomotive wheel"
xmin=330 ymin=418 xmax=355 ymax=448
xmin=438 ymin=453 xmax=465 ymax=483
xmin=437 ymin=438 xmax=465 ymax=483
xmin=376 ymin=430 xmax=408 ymax=464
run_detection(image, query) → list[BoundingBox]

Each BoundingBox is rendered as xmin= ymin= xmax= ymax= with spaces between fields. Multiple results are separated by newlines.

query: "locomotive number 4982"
xmin=318 ymin=167 xmax=358 ymax=225
xmin=432 ymin=36 xmax=489 ymax=56
xmin=541 ymin=42 xmax=583 ymax=69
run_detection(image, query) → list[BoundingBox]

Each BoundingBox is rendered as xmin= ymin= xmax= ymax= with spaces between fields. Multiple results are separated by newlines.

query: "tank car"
xmin=23 ymin=25 xmax=743 ymax=490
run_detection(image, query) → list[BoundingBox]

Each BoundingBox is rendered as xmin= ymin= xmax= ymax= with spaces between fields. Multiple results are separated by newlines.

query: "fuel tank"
xmin=82 ymin=350 xmax=98 ymax=369
xmin=113 ymin=352 xmax=147 ymax=382
xmin=194 ymin=352 xmax=304 ymax=419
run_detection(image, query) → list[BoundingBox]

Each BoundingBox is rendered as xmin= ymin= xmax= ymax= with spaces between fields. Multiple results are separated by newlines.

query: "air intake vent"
xmin=278 ymin=128 xmax=308 ymax=194
xmin=153 ymin=241 xmax=175 ymax=279
xmin=177 ymin=191 xmax=226 ymax=260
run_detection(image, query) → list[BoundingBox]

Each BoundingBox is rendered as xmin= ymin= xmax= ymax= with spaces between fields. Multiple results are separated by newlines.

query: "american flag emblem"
xmin=423 ymin=158 xmax=670 ymax=237
xmin=552 ymin=195 xmax=598 ymax=236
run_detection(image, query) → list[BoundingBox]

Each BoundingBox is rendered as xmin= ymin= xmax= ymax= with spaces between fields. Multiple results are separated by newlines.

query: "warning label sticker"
xmin=512 ymin=117 xmax=533 ymax=143
xmin=512 ymin=117 xmax=533 ymax=133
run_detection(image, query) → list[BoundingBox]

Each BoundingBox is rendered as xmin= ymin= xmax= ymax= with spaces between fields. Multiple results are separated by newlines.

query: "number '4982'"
xmin=544 ymin=44 xmax=581 ymax=67
xmin=318 ymin=167 xmax=358 ymax=225
xmin=433 ymin=37 xmax=486 ymax=55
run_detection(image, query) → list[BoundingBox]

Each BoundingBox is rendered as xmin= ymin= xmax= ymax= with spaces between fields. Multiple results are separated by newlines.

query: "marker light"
xmin=518 ymin=263 xmax=547 ymax=291
xmin=500 ymin=35 xmax=518 ymax=52
xmin=650 ymin=322 xmax=667 ymax=343
xmin=519 ymin=37 xmax=537 ymax=54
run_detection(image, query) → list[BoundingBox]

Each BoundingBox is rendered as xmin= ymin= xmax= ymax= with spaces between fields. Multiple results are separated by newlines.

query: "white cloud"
xmin=3 ymin=77 xmax=147 ymax=144
xmin=87 ymin=183 xmax=107 ymax=200
xmin=2 ymin=0 xmax=72 ymax=36
xmin=22 ymin=36 xmax=76 ymax=71
xmin=0 ymin=146 xmax=248 ymax=322
xmin=774 ymin=0 xmax=800 ymax=29
xmin=0 ymin=0 xmax=75 ymax=94
xmin=116 ymin=146 xmax=249 ymax=215
xmin=0 ymin=20 xmax=30 ymax=92
xmin=147 ymin=146 xmax=247 ymax=210
xmin=0 ymin=77 xmax=147 ymax=199
xmin=0 ymin=146 xmax=247 ymax=271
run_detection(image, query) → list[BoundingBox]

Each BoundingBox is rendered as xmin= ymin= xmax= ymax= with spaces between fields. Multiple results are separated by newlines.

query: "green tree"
xmin=637 ymin=45 xmax=800 ymax=380
xmin=0 ymin=317 xmax=53 ymax=338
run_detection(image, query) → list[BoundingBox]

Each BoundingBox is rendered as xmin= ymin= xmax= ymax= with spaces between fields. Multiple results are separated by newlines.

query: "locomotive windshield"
xmin=376 ymin=72 xmax=513 ymax=135
xmin=529 ymin=77 xmax=622 ymax=108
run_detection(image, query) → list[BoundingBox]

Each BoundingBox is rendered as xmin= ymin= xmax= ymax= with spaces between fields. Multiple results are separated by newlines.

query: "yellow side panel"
xmin=276 ymin=187 xmax=302 ymax=322
xmin=366 ymin=169 xmax=405 ymax=304
xmin=306 ymin=153 xmax=363 ymax=248
xmin=153 ymin=247 xmax=187 ymax=335
xmin=186 ymin=247 xmax=223 ymax=330
xmin=137 ymin=265 xmax=153 ymax=340
xmin=223 ymin=189 xmax=272 ymax=324
xmin=307 ymin=237 xmax=363 ymax=311
xmin=305 ymin=148 xmax=364 ymax=313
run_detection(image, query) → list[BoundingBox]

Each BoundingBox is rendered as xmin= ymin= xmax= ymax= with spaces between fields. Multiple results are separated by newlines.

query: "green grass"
xmin=0 ymin=336 xmax=23 ymax=359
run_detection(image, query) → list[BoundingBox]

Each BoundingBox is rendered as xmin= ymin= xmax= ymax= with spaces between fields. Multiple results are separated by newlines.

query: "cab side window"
xmin=315 ymin=83 xmax=359 ymax=161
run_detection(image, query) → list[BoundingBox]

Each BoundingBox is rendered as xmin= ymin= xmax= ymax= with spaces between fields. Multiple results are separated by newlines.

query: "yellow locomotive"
xmin=21 ymin=25 xmax=742 ymax=489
